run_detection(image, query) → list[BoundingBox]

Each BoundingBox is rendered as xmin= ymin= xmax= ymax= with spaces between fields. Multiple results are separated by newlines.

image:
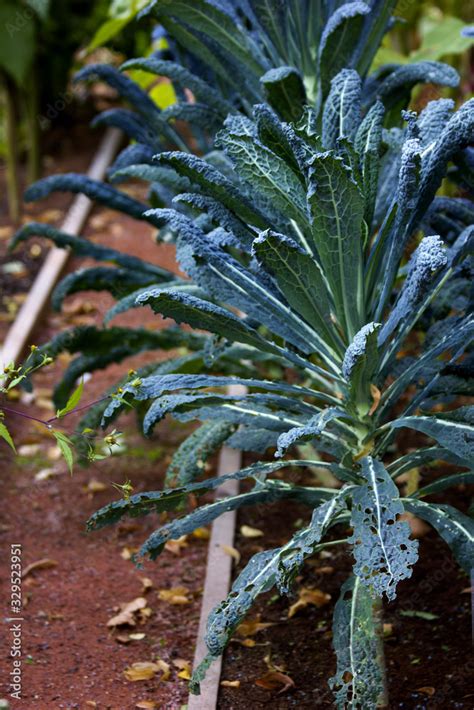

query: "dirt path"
xmin=1 ymin=153 xmax=206 ymax=709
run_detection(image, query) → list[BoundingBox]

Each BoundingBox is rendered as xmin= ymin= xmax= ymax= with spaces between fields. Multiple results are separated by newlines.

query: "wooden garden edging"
xmin=0 ymin=127 xmax=122 ymax=372
xmin=188 ymin=385 xmax=245 ymax=710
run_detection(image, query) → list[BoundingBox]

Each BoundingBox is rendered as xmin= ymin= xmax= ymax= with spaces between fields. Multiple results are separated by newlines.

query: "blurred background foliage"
xmin=0 ymin=0 xmax=473 ymax=220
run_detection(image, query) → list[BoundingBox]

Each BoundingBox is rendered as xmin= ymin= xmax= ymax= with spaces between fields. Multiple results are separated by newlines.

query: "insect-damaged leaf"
xmin=329 ymin=575 xmax=385 ymax=710
xmin=350 ymin=457 xmax=418 ymax=600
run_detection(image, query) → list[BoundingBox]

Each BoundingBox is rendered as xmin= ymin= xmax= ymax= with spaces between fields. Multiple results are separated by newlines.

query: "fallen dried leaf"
xmin=38 ymin=208 xmax=63 ymax=222
xmin=36 ymin=397 xmax=54 ymax=412
xmin=240 ymin=525 xmax=264 ymax=538
xmin=461 ymin=586 xmax=473 ymax=594
xmin=129 ymin=633 xmax=146 ymax=641
xmin=173 ymin=659 xmax=192 ymax=680
xmin=121 ymin=546 xmax=139 ymax=560
xmin=155 ymin=659 xmax=171 ymax=681
xmin=17 ymin=444 xmax=41 ymax=457
xmin=165 ymin=535 xmax=188 ymax=555
xmin=139 ymin=607 xmax=152 ymax=621
xmin=255 ymin=671 xmax=295 ymax=694
xmin=236 ymin=615 xmax=274 ymax=637
xmin=86 ymin=479 xmax=107 ymax=493
xmin=288 ymin=587 xmax=331 ymax=618
xmin=192 ymin=527 xmax=210 ymax=540
xmin=107 ymin=597 xmax=147 ymax=627
xmin=124 ymin=662 xmax=160 ymax=682
xmin=2 ymin=261 xmax=28 ymax=277
xmin=0 ymin=226 xmax=13 ymax=240
xmin=34 ymin=468 xmax=59 ymax=482
xmin=221 ymin=544 xmax=241 ymax=564
xmin=235 ymin=638 xmax=256 ymax=648
xmin=22 ymin=559 xmax=58 ymax=579
xmin=221 ymin=680 xmax=240 ymax=688
xmin=416 ymin=687 xmax=435 ymax=696
xmin=136 ymin=702 xmax=157 ymax=709
xmin=263 ymin=652 xmax=286 ymax=673
xmin=383 ymin=623 xmax=394 ymax=638
xmin=115 ymin=634 xmax=131 ymax=645
xmin=90 ymin=213 xmax=112 ymax=230
xmin=63 ymin=299 xmax=97 ymax=316
xmin=158 ymin=586 xmax=190 ymax=605
xmin=141 ymin=577 xmax=153 ymax=593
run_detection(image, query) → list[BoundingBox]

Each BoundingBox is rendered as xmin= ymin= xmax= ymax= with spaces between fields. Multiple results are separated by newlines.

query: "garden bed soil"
xmin=217 ymin=470 xmax=474 ymax=709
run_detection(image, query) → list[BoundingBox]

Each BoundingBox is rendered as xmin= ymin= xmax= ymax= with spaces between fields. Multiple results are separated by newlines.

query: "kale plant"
xmin=12 ymin=0 xmax=471 ymax=418
xmin=83 ymin=70 xmax=474 ymax=707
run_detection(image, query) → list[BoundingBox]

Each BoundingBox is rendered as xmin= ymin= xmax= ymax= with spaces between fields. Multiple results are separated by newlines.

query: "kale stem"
xmin=372 ymin=597 xmax=389 ymax=708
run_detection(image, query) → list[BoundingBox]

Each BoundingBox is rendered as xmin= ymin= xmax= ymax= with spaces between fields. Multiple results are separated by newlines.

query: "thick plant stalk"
xmin=2 ymin=74 xmax=20 ymax=222
xmin=372 ymin=597 xmax=389 ymax=708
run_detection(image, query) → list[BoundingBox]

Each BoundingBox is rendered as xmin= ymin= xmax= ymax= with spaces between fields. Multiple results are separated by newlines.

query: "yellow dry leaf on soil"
xmin=136 ymin=701 xmax=157 ymax=709
xmin=288 ymin=587 xmax=331 ymax=618
xmin=236 ymin=615 xmax=274 ymax=637
xmin=124 ymin=662 xmax=160 ymax=682
xmin=173 ymin=659 xmax=192 ymax=680
xmin=240 ymin=525 xmax=264 ymax=538
xmin=192 ymin=527 xmax=210 ymax=540
xmin=155 ymin=659 xmax=171 ymax=681
xmin=164 ymin=535 xmax=188 ymax=555
xmin=22 ymin=558 xmax=58 ymax=579
xmin=107 ymin=597 xmax=147 ymax=627
xmin=255 ymin=671 xmax=295 ymax=694
xmin=220 ymin=544 xmax=241 ymax=564
xmin=124 ymin=660 xmax=170 ymax=683
xmin=158 ymin=586 xmax=190 ymax=605
xmin=221 ymin=680 xmax=241 ymax=688
xmin=141 ymin=577 xmax=153 ymax=593
xmin=238 ymin=638 xmax=256 ymax=648
xmin=416 ymin=687 xmax=436 ymax=696
xmin=86 ymin=479 xmax=107 ymax=494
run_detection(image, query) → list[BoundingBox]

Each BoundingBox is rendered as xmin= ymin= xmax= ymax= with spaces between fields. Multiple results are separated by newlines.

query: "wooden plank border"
xmin=0 ymin=127 xmax=122 ymax=371
xmin=188 ymin=385 xmax=245 ymax=710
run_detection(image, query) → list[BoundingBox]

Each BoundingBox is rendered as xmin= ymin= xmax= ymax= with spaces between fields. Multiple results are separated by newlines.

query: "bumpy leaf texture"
xmin=350 ymin=457 xmax=418 ymax=600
